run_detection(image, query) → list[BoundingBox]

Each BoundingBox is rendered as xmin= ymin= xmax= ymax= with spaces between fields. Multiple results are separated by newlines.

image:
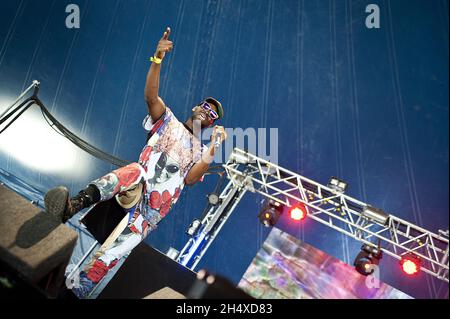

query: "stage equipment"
xmin=258 ymin=199 xmax=283 ymax=227
xmin=0 ymin=184 xmax=78 ymax=298
xmin=289 ymin=204 xmax=307 ymax=221
xmin=177 ymin=148 xmax=449 ymax=283
xmin=327 ymin=176 xmax=348 ymax=193
xmin=400 ymin=253 xmax=421 ymax=276
xmin=354 ymin=243 xmax=383 ymax=276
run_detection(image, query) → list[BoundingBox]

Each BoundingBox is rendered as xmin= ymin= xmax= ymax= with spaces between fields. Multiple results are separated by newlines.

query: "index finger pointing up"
xmin=162 ymin=27 xmax=171 ymax=40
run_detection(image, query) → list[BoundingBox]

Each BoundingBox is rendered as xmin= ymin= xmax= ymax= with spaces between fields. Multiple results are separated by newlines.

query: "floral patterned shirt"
xmin=137 ymin=107 xmax=206 ymax=227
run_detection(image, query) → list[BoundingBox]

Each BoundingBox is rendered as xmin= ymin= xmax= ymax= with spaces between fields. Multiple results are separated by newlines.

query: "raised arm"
xmin=144 ymin=27 xmax=173 ymax=120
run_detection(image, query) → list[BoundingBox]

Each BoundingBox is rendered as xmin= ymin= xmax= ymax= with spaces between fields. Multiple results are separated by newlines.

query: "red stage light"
xmin=289 ymin=205 xmax=307 ymax=221
xmin=400 ymin=254 xmax=420 ymax=275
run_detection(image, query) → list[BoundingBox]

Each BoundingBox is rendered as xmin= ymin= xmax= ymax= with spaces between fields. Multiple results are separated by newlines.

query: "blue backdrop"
xmin=0 ymin=0 xmax=448 ymax=299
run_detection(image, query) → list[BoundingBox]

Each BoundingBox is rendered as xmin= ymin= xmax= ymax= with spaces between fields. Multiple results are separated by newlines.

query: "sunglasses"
xmin=199 ymin=102 xmax=219 ymax=121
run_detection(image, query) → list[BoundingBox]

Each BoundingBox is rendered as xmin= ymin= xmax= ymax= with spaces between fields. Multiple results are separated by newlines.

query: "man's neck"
xmin=184 ymin=119 xmax=193 ymax=132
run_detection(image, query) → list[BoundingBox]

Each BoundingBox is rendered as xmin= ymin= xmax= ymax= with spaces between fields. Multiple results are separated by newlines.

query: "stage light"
xmin=258 ymin=199 xmax=283 ymax=227
xmin=400 ymin=253 xmax=421 ymax=276
xmin=166 ymin=247 xmax=180 ymax=260
xmin=354 ymin=244 xmax=382 ymax=276
xmin=328 ymin=176 xmax=348 ymax=193
xmin=362 ymin=205 xmax=390 ymax=225
xmin=230 ymin=151 xmax=252 ymax=164
xmin=187 ymin=219 xmax=202 ymax=237
xmin=289 ymin=204 xmax=307 ymax=221
xmin=206 ymin=193 xmax=220 ymax=206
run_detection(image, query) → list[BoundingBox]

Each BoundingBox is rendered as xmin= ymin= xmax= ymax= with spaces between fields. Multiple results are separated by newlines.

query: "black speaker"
xmin=187 ymin=269 xmax=253 ymax=299
xmin=98 ymin=242 xmax=252 ymax=299
xmin=0 ymin=184 xmax=78 ymax=298
xmin=98 ymin=243 xmax=197 ymax=298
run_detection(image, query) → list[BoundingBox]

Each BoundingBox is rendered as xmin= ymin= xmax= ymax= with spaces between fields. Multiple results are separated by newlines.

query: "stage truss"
xmin=176 ymin=148 xmax=449 ymax=283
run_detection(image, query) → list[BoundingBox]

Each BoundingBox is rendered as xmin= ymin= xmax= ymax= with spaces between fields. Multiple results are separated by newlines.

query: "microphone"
xmin=214 ymin=132 xmax=223 ymax=149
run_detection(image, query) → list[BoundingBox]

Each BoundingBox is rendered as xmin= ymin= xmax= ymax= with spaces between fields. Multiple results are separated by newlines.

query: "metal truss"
xmin=222 ymin=148 xmax=449 ymax=283
xmin=176 ymin=178 xmax=246 ymax=269
xmin=176 ymin=148 xmax=448 ymax=282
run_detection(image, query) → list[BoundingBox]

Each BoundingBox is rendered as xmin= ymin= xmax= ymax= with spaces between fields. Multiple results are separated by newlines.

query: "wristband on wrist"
xmin=150 ymin=55 xmax=162 ymax=64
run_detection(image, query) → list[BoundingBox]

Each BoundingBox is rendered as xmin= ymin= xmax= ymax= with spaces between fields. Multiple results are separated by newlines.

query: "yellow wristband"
xmin=150 ymin=56 xmax=162 ymax=64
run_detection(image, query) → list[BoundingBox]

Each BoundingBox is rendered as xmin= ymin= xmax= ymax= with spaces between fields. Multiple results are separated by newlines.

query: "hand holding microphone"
xmin=212 ymin=125 xmax=227 ymax=149
xmin=214 ymin=135 xmax=222 ymax=148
